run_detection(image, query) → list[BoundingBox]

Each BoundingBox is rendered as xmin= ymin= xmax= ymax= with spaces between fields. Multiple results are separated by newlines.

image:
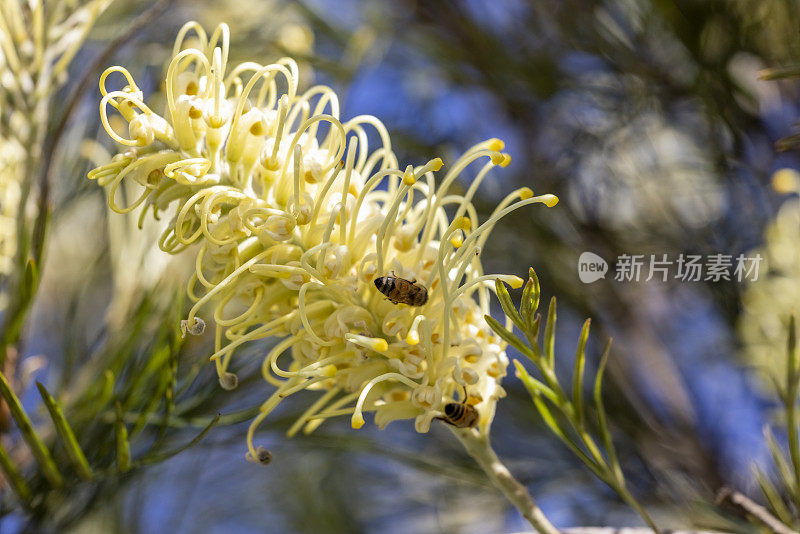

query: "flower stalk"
xmin=453 ymin=427 xmax=560 ymax=534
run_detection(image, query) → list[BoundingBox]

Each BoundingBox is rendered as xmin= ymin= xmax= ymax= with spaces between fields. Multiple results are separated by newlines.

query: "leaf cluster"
xmin=755 ymin=315 xmax=800 ymax=529
xmin=486 ymin=268 xmax=659 ymax=532
xmin=0 ymin=290 xmax=220 ymax=528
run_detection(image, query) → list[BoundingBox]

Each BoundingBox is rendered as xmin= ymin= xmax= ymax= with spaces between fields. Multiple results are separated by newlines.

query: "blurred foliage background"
xmin=4 ymin=0 xmax=800 ymax=532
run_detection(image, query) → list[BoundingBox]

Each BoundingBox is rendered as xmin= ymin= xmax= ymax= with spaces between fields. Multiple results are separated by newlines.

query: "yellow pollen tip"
xmin=519 ymin=187 xmax=533 ymax=200
xmin=249 ymin=121 xmax=265 ymax=135
xmin=467 ymin=394 xmax=483 ymax=405
xmin=322 ymin=364 xmax=338 ymax=378
xmin=542 ymin=194 xmax=559 ymax=207
xmin=508 ymin=276 xmax=524 ymax=289
xmin=772 ymin=168 xmax=800 ymax=194
xmin=490 ymin=152 xmax=505 ymax=165
xmin=450 ymin=232 xmax=463 ymax=248
xmin=185 ymin=81 xmax=198 ymax=95
xmin=487 ymin=138 xmax=505 ymax=151
xmin=500 ymin=154 xmax=512 ymax=167
xmin=188 ymin=106 xmax=202 ymax=119
xmin=429 ymin=157 xmax=444 ymax=171
xmin=373 ymin=339 xmax=389 ymax=352
xmin=406 ymin=331 xmax=420 ymax=345
xmin=351 ymin=413 xmax=365 ymax=429
xmin=454 ymin=216 xmax=472 ymax=231
xmin=403 ymin=165 xmax=416 ymax=185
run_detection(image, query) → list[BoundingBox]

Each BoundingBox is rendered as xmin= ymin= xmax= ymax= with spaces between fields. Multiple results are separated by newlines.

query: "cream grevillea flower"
xmin=1 ymin=0 xmax=113 ymax=309
xmin=740 ymin=168 xmax=800 ymax=384
xmin=88 ymin=22 xmax=558 ymax=460
xmin=0 ymin=136 xmax=24 ymax=282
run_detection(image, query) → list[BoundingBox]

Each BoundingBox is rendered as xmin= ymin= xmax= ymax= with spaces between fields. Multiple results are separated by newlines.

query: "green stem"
xmin=453 ymin=428 xmax=559 ymax=534
xmin=616 ymin=483 xmax=660 ymax=533
xmin=786 ymin=397 xmax=800 ymax=507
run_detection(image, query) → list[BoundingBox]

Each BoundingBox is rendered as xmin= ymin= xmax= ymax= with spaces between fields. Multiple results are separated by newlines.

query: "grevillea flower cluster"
xmin=88 ymin=22 xmax=558 ymax=461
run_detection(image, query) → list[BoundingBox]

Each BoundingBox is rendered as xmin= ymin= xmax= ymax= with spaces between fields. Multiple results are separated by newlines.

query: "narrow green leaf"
xmin=0 ymin=438 xmax=31 ymax=504
xmin=0 ymin=259 xmax=39 ymax=350
xmin=530 ymin=314 xmax=541 ymax=342
xmin=99 ymin=370 xmax=115 ymax=407
xmin=776 ymin=133 xmax=800 ymax=152
xmin=124 ymin=344 xmax=170 ymax=412
xmin=759 ymin=65 xmax=800 ymax=80
xmin=129 ymin=345 xmax=172 ymax=438
xmin=754 ymin=467 xmax=794 ymax=525
xmin=784 ymin=316 xmax=800 ymax=508
xmin=36 ymin=382 xmax=93 ymax=480
xmin=543 ymin=297 xmax=557 ymax=369
xmin=573 ymin=319 xmax=591 ymax=429
xmin=494 ymin=279 xmax=525 ymax=332
xmin=24 ymin=258 xmax=38 ymax=300
xmin=513 ymin=360 xmax=559 ymax=404
xmin=520 ymin=276 xmax=533 ymax=323
xmin=520 ymin=268 xmax=541 ymax=328
xmin=530 ymin=391 xmax=564 ymax=437
xmin=140 ymin=413 xmax=221 ymax=465
xmin=771 ymin=374 xmax=788 ymax=405
xmin=530 ymin=393 xmax=606 ymax=480
xmin=788 ymin=315 xmax=798 ymax=393
xmin=115 ymin=402 xmax=131 ymax=473
xmin=484 ymin=314 xmax=537 ymax=361
xmin=153 ymin=336 xmax=180 ymax=449
xmin=593 ymin=339 xmax=621 ymax=482
xmin=131 ymin=386 xmax=165 ymax=439
xmin=0 ymin=370 xmax=62 ymax=487
xmin=765 ymin=426 xmax=797 ymax=497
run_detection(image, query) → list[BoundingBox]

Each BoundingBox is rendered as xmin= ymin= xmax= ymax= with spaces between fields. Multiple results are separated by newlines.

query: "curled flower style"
xmin=88 ymin=22 xmax=558 ymax=459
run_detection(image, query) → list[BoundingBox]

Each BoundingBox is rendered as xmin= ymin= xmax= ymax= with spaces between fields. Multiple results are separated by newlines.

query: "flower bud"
xmin=219 ymin=372 xmax=239 ymax=390
xmin=180 ymin=317 xmax=205 ymax=337
xmin=246 ymin=446 xmax=273 ymax=465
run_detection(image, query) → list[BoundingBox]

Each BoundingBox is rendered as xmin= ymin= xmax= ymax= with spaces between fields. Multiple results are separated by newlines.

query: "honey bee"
xmin=437 ymin=401 xmax=479 ymax=428
xmin=374 ymin=274 xmax=428 ymax=306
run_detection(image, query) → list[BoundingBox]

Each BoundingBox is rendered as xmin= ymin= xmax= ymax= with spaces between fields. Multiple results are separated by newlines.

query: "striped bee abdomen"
xmin=441 ymin=402 xmax=479 ymax=428
xmin=374 ymin=276 xmax=396 ymax=296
